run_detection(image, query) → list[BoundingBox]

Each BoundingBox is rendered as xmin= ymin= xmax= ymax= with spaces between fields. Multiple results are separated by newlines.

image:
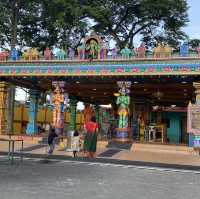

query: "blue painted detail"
xmin=10 ymin=48 xmax=19 ymax=61
xmin=116 ymin=131 xmax=128 ymax=138
xmin=189 ymin=133 xmax=194 ymax=147
xmin=1 ymin=63 xmax=200 ymax=71
xmin=180 ymin=42 xmax=189 ymax=57
xmin=26 ymin=90 xmax=39 ymax=135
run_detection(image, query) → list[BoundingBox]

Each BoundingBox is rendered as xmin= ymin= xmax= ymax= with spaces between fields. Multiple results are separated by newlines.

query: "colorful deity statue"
xmin=163 ymin=44 xmax=173 ymax=57
xmin=22 ymin=48 xmax=40 ymax=60
xmin=77 ymin=43 xmax=85 ymax=60
xmin=111 ymin=48 xmax=118 ymax=59
xmin=0 ymin=51 xmax=9 ymax=61
xmin=10 ymin=48 xmax=19 ymax=60
xmin=44 ymin=47 xmax=52 ymax=60
xmin=86 ymin=39 xmax=100 ymax=59
xmin=116 ymin=87 xmax=130 ymax=129
xmin=153 ymin=43 xmax=162 ymax=58
xmin=100 ymin=43 xmax=108 ymax=59
xmin=135 ymin=42 xmax=146 ymax=58
xmin=52 ymin=86 xmax=65 ymax=129
xmin=120 ymin=46 xmax=132 ymax=59
xmin=68 ymin=47 xmax=75 ymax=60
xmin=196 ymin=45 xmax=200 ymax=56
xmin=56 ymin=48 xmax=66 ymax=60
xmin=180 ymin=42 xmax=189 ymax=57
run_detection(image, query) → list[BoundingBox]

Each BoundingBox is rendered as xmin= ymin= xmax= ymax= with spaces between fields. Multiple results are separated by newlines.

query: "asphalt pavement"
xmin=0 ymin=157 xmax=200 ymax=199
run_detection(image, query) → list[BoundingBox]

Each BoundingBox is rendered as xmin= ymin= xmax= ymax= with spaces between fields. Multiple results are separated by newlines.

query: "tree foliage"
xmin=189 ymin=39 xmax=200 ymax=50
xmin=0 ymin=0 xmax=189 ymax=50
xmin=82 ymin=0 xmax=189 ymax=48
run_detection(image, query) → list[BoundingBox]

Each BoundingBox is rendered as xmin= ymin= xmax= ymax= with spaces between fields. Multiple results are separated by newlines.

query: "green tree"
xmin=189 ymin=39 xmax=200 ymax=50
xmin=82 ymin=0 xmax=189 ymax=49
xmin=0 ymin=0 xmax=88 ymax=50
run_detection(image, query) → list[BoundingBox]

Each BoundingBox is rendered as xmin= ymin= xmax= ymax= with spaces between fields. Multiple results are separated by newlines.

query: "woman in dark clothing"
xmin=84 ymin=116 xmax=98 ymax=158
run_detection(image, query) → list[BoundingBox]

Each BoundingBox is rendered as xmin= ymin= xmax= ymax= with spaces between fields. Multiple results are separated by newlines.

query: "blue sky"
xmin=183 ymin=0 xmax=200 ymax=39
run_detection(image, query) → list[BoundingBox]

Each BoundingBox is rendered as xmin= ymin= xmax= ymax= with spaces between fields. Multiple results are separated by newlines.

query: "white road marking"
xmin=0 ymin=155 xmax=199 ymax=174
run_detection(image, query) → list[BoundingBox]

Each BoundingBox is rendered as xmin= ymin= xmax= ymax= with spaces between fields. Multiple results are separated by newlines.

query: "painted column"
xmin=26 ymin=90 xmax=40 ymax=135
xmin=69 ymin=98 xmax=77 ymax=130
xmin=7 ymin=85 xmax=15 ymax=133
xmin=0 ymin=82 xmax=8 ymax=134
xmin=94 ymin=104 xmax=100 ymax=124
xmin=116 ymin=81 xmax=131 ymax=140
xmin=189 ymin=82 xmax=200 ymax=146
xmin=52 ymin=81 xmax=66 ymax=135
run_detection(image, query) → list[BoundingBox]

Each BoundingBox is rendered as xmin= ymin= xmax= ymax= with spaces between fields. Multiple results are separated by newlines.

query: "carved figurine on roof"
xmin=197 ymin=44 xmax=200 ymax=57
xmin=180 ymin=41 xmax=189 ymax=57
xmin=120 ymin=45 xmax=133 ymax=59
xmin=22 ymin=48 xmax=40 ymax=60
xmin=135 ymin=42 xmax=146 ymax=58
xmin=84 ymin=33 xmax=108 ymax=60
xmin=153 ymin=43 xmax=173 ymax=58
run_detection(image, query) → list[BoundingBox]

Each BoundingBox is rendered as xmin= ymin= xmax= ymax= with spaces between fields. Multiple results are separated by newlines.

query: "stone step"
xmin=131 ymin=143 xmax=195 ymax=155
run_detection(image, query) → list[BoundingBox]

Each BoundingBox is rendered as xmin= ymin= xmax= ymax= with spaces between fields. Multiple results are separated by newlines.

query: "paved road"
xmin=0 ymin=157 xmax=200 ymax=199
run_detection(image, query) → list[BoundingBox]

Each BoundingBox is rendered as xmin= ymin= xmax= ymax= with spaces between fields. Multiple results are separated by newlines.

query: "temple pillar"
xmin=94 ymin=104 xmax=100 ymax=124
xmin=69 ymin=98 xmax=78 ymax=130
xmin=7 ymin=86 xmax=15 ymax=133
xmin=116 ymin=81 xmax=132 ymax=141
xmin=0 ymin=82 xmax=9 ymax=134
xmin=189 ymin=82 xmax=200 ymax=146
xmin=26 ymin=90 xmax=40 ymax=135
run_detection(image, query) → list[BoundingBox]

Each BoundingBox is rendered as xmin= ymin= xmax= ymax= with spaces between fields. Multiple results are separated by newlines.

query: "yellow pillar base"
xmin=0 ymin=82 xmax=8 ymax=134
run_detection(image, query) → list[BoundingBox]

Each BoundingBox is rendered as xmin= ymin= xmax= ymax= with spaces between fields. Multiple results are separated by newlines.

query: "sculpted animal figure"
xmin=196 ymin=45 xmax=200 ymax=57
xmin=135 ymin=43 xmax=146 ymax=58
xmin=23 ymin=48 xmax=40 ymax=60
xmin=10 ymin=48 xmax=19 ymax=60
xmin=120 ymin=46 xmax=132 ymax=59
xmin=56 ymin=49 xmax=66 ymax=60
xmin=0 ymin=51 xmax=9 ymax=61
xmin=44 ymin=47 xmax=52 ymax=60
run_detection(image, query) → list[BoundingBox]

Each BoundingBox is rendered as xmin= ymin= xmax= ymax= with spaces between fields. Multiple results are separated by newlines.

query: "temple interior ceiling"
xmin=2 ymin=75 xmax=196 ymax=106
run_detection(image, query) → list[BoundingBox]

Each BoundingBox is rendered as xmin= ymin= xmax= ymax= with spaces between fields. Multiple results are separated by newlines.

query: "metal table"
xmin=0 ymin=137 xmax=24 ymax=164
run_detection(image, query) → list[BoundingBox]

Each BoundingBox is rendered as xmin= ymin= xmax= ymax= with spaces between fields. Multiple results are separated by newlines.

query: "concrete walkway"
xmin=0 ymin=135 xmax=200 ymax=166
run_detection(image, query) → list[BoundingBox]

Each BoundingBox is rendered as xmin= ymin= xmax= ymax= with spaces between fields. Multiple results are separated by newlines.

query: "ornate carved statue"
xmin=44 ymin=47 xmax=52 ymax=60
xmin=120 ymin=46 xmax=132 ymax=59
xmin=153 ymin=43 xmax=172 ymax=58
xmin=0 ymin=51 xmax=9 ymax=61
xmin=10 ymin=48 xmax=19 ymax=60
xmin=111 ymin=48 xmax=118 ymax=59
xmin=86 ymin=39 xmax=100 ymax=59
xmin=56 ymin=49 xmax=66 ymax=60
xmin=116 ymin=87 xmax=130 ymax=128
xmin=135 ymin=43 xmax=146 ymax=58
xmin=77 ymin=43 xmax=85 ymax=60
xmin=68 ymin=48 xmax=75 ymax=60
xmin=100 ymin=43 xmax=108 ymax=59
xmin=52 ymin=86 xmax=65 ymax=128
xmin=180 ymin=42 xmax=189 ymax=57
xmin=22 ymin=48 xmax=40 ymax=60
xmin=196 ymin=45 xmax=200 ymax=56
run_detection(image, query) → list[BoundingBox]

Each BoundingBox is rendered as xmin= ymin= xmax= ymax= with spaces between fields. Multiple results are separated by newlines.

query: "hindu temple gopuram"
xmin=1 ymin=33 xmax=200 ymax=148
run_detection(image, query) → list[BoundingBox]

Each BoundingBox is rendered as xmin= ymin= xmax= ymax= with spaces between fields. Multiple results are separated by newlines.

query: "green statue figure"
xmin=116 ymin=88 xmax=130 ymax=129
xmin=86 ymin=39 xmax=100 ymax=59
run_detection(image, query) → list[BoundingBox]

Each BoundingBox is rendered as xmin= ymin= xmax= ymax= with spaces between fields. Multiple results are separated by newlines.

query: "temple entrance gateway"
xmin=1 ymin=74 xmax=195 ymax=146
xmin=1 ymin=33 xmax=200 ymax=148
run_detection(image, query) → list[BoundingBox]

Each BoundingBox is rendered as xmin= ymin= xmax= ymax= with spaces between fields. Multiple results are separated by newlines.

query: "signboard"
xmin=193 ymin=135 xmax=200 ymax=147
xmin=187 ymin=103 xmax=200 ymax=135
